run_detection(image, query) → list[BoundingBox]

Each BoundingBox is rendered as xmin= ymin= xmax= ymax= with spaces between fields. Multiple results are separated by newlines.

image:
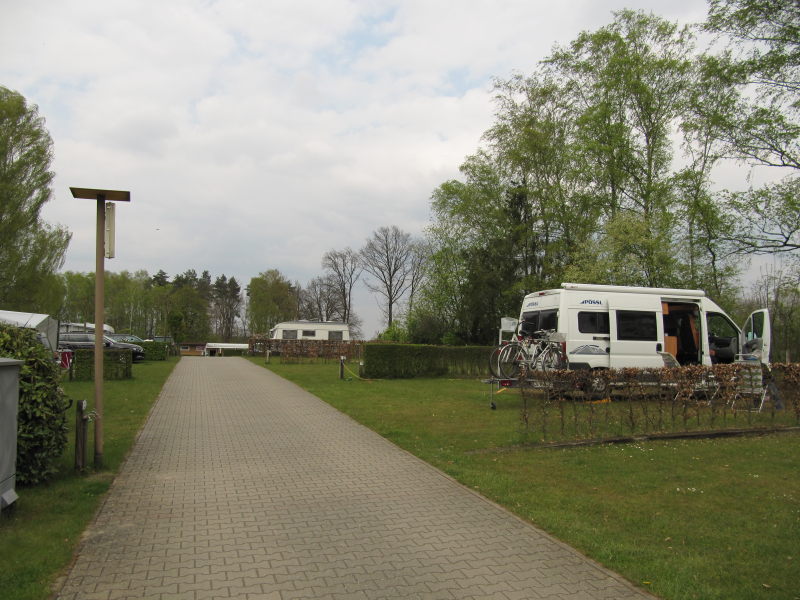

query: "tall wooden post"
xmin=70 ymin=187 xmax=130 ymax=471
xmin=94 ymin=194 xmax=105 ymax=469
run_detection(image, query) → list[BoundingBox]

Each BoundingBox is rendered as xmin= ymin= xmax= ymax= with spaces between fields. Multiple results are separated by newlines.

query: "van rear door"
xmin=608 ymin=294 xmax=664 ymax=368
xmin=741 ymin=309 xmax=771 ymax=365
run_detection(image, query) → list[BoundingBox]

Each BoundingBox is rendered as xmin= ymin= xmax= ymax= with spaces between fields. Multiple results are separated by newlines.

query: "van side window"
xmin=707 ymin=313 xmax=737 ymax=338
xmin=707 ymin=312 xmax=739 ymax=364
xmin=302 ymin=330 xmax=316 ymax=337
xmin=283 ymin=330 xmax=298 ymax=340
xmin=746 ymin=311 xmax=764 ymax=340
xmin=616 ymin=311 xmax=657 ymax=341
xmin=329 ymin=331 xmax=343 ymax=341
xmin=578 ymin=312 xmax=609 ymax=334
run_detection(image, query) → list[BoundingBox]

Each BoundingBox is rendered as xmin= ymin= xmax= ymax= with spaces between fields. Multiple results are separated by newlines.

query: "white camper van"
xmin=269 ymin=321 xmax=351 ymax=341
xmin=518 ymin=283 xmax=770 ymax=370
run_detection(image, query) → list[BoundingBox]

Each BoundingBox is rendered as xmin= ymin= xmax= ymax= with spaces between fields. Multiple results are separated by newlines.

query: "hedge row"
xmin=69 ymin=348 xmax=132 ymax=381
xmin=140 ymin=341 xmax=170 ymax=361
xmin=0 ymin=324 xmax=70 ymax=485
xmin=363 ymin=343 xmax=492 ymax=379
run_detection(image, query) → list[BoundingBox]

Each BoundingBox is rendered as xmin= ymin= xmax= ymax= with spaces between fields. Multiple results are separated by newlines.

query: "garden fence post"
xmin=75 ymin=400 xmax=89 ymax=471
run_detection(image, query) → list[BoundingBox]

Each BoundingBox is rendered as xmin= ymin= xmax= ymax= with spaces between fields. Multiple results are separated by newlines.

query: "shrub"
xmin=363 ymin=343 xmax=491 ymax=378
xmin=139 ymin=341 xmax=169 ymax=360
xmin=0 ymin=324 xmax=70 ymax=485
xmin=69 ymin=348 xmax=132 ymax=381
xmin=376 ymin=321 xmax=410 ymax=343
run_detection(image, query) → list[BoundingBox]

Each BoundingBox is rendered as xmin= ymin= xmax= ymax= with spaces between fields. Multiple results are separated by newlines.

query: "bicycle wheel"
xmin=488 ymin=345 xmax=503 ymax=378
xmin=538 ymin=345 xmax=566 ymax=372
xmin=498 ymin=343 xmax=525 ymax=379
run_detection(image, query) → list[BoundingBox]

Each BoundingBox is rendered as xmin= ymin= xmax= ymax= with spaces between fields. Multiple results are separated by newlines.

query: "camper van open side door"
xmin=741 ymin=309 xmax=771 ymax=365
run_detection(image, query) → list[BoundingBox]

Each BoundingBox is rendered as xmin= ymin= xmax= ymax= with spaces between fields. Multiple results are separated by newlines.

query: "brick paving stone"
xmin=55 ymin=357 xmax=654 ymax=600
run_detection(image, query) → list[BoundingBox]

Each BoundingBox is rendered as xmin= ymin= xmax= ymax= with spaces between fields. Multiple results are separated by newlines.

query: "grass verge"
xmin=253 ymin=358 xmax=800 ymax=600
xmin=0 ymin=357 xmax=179 ymax=600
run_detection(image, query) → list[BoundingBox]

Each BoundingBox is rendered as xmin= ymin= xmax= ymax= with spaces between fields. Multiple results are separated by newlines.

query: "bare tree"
xmin=360 ymin=226 xmax=413 ymax=326
xmin=299 ymin=275 xmax=341 ymax=321
xmin=322 ymin=247 xmax=362 ymax=322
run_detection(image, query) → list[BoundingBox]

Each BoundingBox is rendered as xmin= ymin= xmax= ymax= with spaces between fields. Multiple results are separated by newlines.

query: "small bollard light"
xmin=339 ymin=356 xmax=346 ymax=379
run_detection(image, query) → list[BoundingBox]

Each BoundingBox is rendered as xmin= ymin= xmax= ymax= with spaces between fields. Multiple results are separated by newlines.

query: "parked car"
xmin=59 ymin=332 xmax=145 ymax=362
xmin=107 ymin=333 xmax=146 ymax=344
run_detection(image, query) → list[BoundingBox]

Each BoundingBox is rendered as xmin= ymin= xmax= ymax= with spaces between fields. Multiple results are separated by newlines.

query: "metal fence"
xmin=513 ymin=363 xmax=800 ymax=444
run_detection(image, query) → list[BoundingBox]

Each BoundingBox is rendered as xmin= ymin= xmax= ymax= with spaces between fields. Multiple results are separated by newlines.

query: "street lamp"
xmin=69 ymin=187 xmax=131 ymax=468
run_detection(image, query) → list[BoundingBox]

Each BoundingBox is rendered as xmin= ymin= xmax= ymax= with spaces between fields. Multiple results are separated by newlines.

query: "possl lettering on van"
xmin=580 ymin=299 xmax=602 ymax=305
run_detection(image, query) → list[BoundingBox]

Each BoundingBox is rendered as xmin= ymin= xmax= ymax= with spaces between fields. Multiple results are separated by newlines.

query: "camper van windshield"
xmin=521 ymin=309 xmax=558 ymax=333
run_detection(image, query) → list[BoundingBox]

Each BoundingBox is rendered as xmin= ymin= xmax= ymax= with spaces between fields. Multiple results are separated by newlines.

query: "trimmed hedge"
xmin=363 ymin=343 xmax=492 ymax=379
xmin=0 ymin=324 xmax=70 ymax=485
xmin=69 ymin=348 xmax=132 ymax=381
xmin=140 ymin=341 xmax=169 ymax=361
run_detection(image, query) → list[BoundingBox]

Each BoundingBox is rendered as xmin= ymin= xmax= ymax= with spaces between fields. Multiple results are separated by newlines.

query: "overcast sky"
xmin=2 ymin=0 xmax=713 ymax=336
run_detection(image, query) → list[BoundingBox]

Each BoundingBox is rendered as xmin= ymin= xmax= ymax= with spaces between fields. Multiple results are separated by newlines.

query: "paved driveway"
xmin=56 ymin=357 xmax=653 ymax=599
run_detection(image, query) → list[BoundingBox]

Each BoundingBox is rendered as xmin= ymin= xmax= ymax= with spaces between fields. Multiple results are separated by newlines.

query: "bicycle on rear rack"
xmin=493 ymin=329 xmax=566 ymax=380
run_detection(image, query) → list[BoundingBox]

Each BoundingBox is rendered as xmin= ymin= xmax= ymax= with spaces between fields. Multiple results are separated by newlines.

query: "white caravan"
xmin=518 ymin=283 xmax=770 ymax=370
xmin=0 ymin=310 xmax=59 ymax=352
xmin=269 ymin=321 xmax=351 ymax=341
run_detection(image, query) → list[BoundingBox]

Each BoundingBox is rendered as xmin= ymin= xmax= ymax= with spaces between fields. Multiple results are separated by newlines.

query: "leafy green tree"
xmin=565 ymin=212 xmax=679 ymax=287
xmin=212 ymin=274 xmax=242 ymax=341
xmin=421 ymin=10 xmax=752 ymax=343
xmin=546 ymin=11 xmax=700 ymax=284
xmin=0 ymin=86 xmax=70 ymax=312
xmin=246 ymin=270 xmax=297 ymax=335
xmin=408 ymin=231 xmax=472 ymax=344
xmin=167 ymin=285 xmax=210 ymax=343
xmin=105 ymin=270 xmax=151 ymax=335
xmin=146 ymin=280 xmax=173 ymax=340
xmin=59 ymin=271 xmax=95 ymax=324
xmin=703 ymin=0 xmax=800 ymax=169
xmin=151 ymin=269 xmax=169 ymax=287
xmin=701 ymin=1 xmax=800 ymax=261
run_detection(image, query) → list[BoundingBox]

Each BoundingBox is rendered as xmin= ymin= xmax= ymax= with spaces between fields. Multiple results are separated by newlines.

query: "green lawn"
xmin=254 ymin=358 xmax=800 ymax=600
xmin=0 ymin=357 xmax=179 ymax=600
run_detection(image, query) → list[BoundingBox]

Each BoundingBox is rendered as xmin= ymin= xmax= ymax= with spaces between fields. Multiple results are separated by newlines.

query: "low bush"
xmin=139 ymin=341 xmax=169 ymax=361
xmin=0 ymin=324 xmax=70 ymax=485
xmin=363 ymin=343 xmax=491 ymax=378
xmin=69 ymin=348 xmax=132 ymax=381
